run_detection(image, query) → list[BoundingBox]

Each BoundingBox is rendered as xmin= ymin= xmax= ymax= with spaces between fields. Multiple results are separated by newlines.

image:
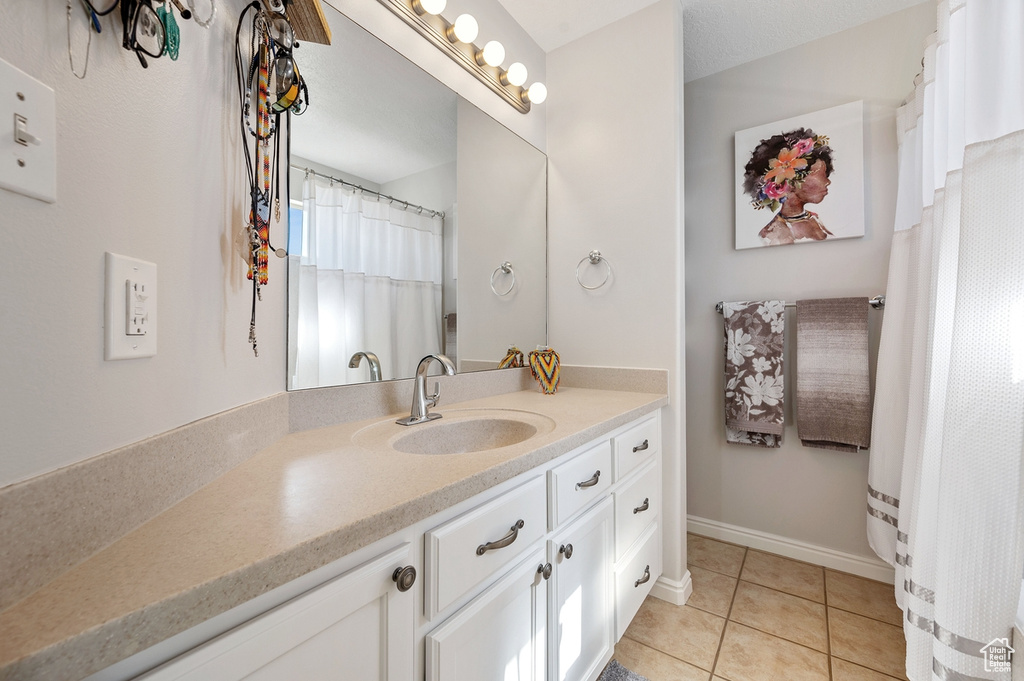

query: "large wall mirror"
xmin=286 ymin=3 xmax=547 ymax=390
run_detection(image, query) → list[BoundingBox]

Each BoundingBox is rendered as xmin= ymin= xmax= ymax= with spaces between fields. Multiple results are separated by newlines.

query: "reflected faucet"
xmin=349 ymin=351 xmax=382 ymax=382
xmin=396 ymin=354 xmax=457 ymax=426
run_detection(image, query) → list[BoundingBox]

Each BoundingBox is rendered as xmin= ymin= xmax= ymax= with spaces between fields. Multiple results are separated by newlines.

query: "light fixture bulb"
xmin=504 ymin=62 xmax=528 ymax=87
xmin=479 ymin=40 xmax=505 ymax=67
xmin=526 ymin=82 xmax=547 ymax=104
xmin=447 ymin=14 xmax=478 ymax=43
xmin=413 ymin=0 xmax=446 ymax=15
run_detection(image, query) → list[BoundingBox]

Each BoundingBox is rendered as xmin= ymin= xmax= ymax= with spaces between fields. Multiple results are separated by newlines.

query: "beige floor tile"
xmin=728 ymin=581 xmax=828 ymax=652
xmin=688 ymin=565 xmax=738 ymax=617
xmin=687 ymin=534 xmax=746 ymax=577
xmin=739 ymin=551 xmax=824 ymax=603
xmin=713 ymin=621 xmax=830 ymax=681
xmin=832 ymin=657 xmax=904 ymax=681
xmin=624 ymin=596 xmax=726 ymax=671
xmin=829 ymin=608 xmax=908 ymax=680
xmin=613 ymin=636 xmax=711 ymax=681
xmin=825 ymin=570 xmax=902 ymax=626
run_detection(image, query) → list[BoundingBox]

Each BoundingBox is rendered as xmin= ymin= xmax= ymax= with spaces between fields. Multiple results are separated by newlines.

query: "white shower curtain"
xmin=288 ymin=175 xmax=443 ymax=389
xmin=868 ymin=1 xmax=1024 ymax=679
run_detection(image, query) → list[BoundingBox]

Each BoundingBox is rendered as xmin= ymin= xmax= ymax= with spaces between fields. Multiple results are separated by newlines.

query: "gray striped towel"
xmin=796 ymin=298 xmax=872 ymax=451
xmin=723 ymin=301 xmax=786 ymax=448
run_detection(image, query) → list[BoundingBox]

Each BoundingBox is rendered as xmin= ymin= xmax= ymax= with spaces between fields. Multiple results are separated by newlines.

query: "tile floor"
xmin=611 ymin=534 xmax=907 ymax=681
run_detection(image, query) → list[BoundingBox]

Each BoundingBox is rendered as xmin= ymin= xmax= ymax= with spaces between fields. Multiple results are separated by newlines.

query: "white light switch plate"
xmin=0 ymin=58 xmax=56 ymax=203
xmin=105 ymin=253 xmax=157 ymax=360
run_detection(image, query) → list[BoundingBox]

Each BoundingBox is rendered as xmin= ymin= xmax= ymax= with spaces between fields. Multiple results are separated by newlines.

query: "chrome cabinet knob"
xmin=559 ymin=543 xmax=574 ymax=560
xmin=538 ymin=562 xmax=552 ymax=580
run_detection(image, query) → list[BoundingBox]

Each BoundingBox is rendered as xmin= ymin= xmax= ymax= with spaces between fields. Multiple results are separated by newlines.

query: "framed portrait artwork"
xmin=734 ymin=101 xmax=865 ymax=250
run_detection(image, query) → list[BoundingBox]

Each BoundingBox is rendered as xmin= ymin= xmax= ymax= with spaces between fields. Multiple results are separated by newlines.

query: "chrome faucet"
xmin=396 ymin=354 xmax=456 ymax=426
xmin=349 ymin=351 xmax=382 ymax=382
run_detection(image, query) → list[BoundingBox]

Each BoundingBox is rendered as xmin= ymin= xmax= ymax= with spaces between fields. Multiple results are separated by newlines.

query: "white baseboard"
xmin=687 ymin=515 xmax=896 ymax=584
xmin=650 ymin=571 xmax=692 ymax=606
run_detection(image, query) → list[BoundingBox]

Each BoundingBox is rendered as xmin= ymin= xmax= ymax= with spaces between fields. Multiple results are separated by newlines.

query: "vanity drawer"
xmin=548 ymin=440 xmax=613 ymax=529
xmin=612 ymin=414 xmax=659 ymax=481
xmin=613 ymin=460 xmax=659 ymax=561
xmin=425 ymin=476 xmax=547 ymax=619
xmin=614 ymin=522 xmax=662 ymax=641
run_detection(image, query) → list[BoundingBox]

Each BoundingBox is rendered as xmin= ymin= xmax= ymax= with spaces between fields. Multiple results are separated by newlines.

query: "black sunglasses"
xmin=120 ymin=0 xmax=165 ymax=68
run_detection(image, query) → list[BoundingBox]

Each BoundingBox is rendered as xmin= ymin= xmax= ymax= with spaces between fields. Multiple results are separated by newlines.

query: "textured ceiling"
xmin=497 ymin=0 xmax=931 ymax=81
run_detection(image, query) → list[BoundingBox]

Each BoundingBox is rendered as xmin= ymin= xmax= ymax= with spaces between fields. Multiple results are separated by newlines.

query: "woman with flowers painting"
xmin=742 ymin=128 xmax=835 ymax=246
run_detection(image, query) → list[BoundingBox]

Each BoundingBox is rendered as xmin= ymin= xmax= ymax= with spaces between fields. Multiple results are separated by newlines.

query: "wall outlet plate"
xmin=105 ymin=253 xmax=157 ymax=360
xmin=0 ymin=58 xmax=56 ymax=203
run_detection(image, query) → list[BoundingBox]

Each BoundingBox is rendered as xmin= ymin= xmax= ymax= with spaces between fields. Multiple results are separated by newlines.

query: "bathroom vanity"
xmin=0 ymin=381 xmax=667 ymax=681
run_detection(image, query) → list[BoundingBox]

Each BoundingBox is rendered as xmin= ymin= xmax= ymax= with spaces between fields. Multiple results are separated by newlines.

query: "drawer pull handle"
xmin=476 ymin=519 xmax=525 ymax=555
xmin=633 ymin=439 xmax=650 ymax=453
xmin=633 ymin=498 xmax=650 ymax=514
xmin=392 ymin=565 xmax=417 ymax=592
xmin=575 ymin=470 xmax=601 ymax=490
xmin=634 ymin=565 xmax=651 ymax=588
xmin=560 ymin=543 xmax=574 ymax=560
xmin=538 ymin=563 xmax=553 ymax=580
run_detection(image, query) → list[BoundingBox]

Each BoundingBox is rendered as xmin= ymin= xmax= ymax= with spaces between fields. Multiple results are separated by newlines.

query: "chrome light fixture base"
xmin=376 ymin=0 xmax=531 ymax=114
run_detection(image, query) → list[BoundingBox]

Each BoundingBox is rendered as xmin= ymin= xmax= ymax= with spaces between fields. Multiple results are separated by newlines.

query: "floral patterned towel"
xmin=723 ymin=301 xmax=786 ymax=448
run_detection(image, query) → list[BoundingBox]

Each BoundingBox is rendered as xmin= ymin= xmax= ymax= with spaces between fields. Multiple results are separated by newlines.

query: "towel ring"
xmin=490 ymin=262 xmax=515 ymax=296
xmin=576 ymin=250 xmax=611 ymax=290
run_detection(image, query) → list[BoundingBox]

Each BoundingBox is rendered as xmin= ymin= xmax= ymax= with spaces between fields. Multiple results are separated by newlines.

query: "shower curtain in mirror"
xmin=867 ymin=1 xmax=1024 ymax=679
xmin=288 ymin=175 xmax=443 ymax=389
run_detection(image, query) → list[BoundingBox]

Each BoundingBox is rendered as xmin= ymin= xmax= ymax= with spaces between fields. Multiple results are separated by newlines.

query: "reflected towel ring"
xmin=490 ymin=261 xmax=515 ymax=296
xmin=576 ymin=250 xmax=611 ymax=290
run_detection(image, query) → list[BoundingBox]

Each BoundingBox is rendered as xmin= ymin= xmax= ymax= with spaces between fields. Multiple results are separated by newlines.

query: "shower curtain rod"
xmin=714 ymin=295 xmax=886 ymax=314
xmin=292 ymin=165 xmax=446 ymax=220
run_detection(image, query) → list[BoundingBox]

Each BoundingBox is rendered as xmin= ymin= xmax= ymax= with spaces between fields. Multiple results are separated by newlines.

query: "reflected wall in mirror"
xmin=286 ymin=3 xmax=547 ymax=390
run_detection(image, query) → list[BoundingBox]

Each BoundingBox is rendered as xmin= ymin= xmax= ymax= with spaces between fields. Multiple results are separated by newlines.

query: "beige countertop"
xmin=0 ymin=386 xmax=667 ymax=681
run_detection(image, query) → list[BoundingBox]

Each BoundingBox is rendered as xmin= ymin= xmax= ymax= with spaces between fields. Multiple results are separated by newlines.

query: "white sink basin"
xmin=354 ymin=409 xmax=555 ymax=455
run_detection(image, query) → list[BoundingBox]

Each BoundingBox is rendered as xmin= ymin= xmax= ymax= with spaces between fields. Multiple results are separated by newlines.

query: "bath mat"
xmin=597 ymin=660 xmax=650 ymax=681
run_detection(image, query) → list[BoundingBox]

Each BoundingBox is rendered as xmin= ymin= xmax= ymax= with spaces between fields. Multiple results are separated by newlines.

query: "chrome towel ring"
xmin=576 ymin=250 xmax=611 ymax=290
xmin=490 ymin=261 xmax=515 ymax=296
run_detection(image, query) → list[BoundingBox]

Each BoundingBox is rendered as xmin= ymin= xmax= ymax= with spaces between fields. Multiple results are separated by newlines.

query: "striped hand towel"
xmin=796 ymin=298 xmax=872 ymax=451
xmin=723 ymin=301 xmax=786 ymax=448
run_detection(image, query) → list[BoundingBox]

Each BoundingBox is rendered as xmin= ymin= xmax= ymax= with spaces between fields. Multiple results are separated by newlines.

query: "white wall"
xmin=546 ymin=0 xmax=686 ymax=592
xmin=456 ymin=99 xmax=546 ymax=368
xmin=0 ymin=0 xmax=285 ymax=487
xmin=684 ymin=4 xmax=935 ymax=558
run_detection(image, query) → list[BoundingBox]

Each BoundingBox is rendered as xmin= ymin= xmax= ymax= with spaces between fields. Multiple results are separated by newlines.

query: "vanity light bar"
xmin=376 ymin=0 xmax=535 ymax=114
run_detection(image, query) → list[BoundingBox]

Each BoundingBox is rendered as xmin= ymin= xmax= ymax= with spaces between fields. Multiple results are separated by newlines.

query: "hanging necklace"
xmin=780 ymin=211 xmax=810 ymax=222
xmin=157 ymin=2 xmax=181 ymax=60
xmin=66 ymin=0 xmax=92 ymax=79
xmin=236 ymin=5 xmax=276 ymax=356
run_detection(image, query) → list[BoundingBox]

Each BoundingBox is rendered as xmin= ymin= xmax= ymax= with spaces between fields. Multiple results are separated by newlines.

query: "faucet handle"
xmin=427 ymin=381 xmax=441 ymax=408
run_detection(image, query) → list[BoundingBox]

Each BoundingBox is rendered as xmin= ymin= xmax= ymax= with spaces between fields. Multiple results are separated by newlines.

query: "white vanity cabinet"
xmin=425 ymin=411 xmax=661 ymax=681
xmin=425 ymin=548 xmax=548 ymax=681
xmin=137 ymin=544 xmax=417 ymax=681
xmin=547 ymin=496 xmax=614 ymax=681
xmin=126 ymin=410 xmax=663 ymax=681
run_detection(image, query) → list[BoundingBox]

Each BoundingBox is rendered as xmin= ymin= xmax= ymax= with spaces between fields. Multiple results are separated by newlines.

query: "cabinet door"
xmin=426 ymin=548 xmax=548 ymax=681
xmin=138 ymin=544 xmax=415 ymax=681
xmin=548 ymin=496 xmax=614 ymax=681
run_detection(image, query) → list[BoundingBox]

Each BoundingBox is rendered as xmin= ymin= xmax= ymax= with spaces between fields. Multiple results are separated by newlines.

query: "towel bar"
xmin=714 ymin=295 xmax=885 ymax=314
